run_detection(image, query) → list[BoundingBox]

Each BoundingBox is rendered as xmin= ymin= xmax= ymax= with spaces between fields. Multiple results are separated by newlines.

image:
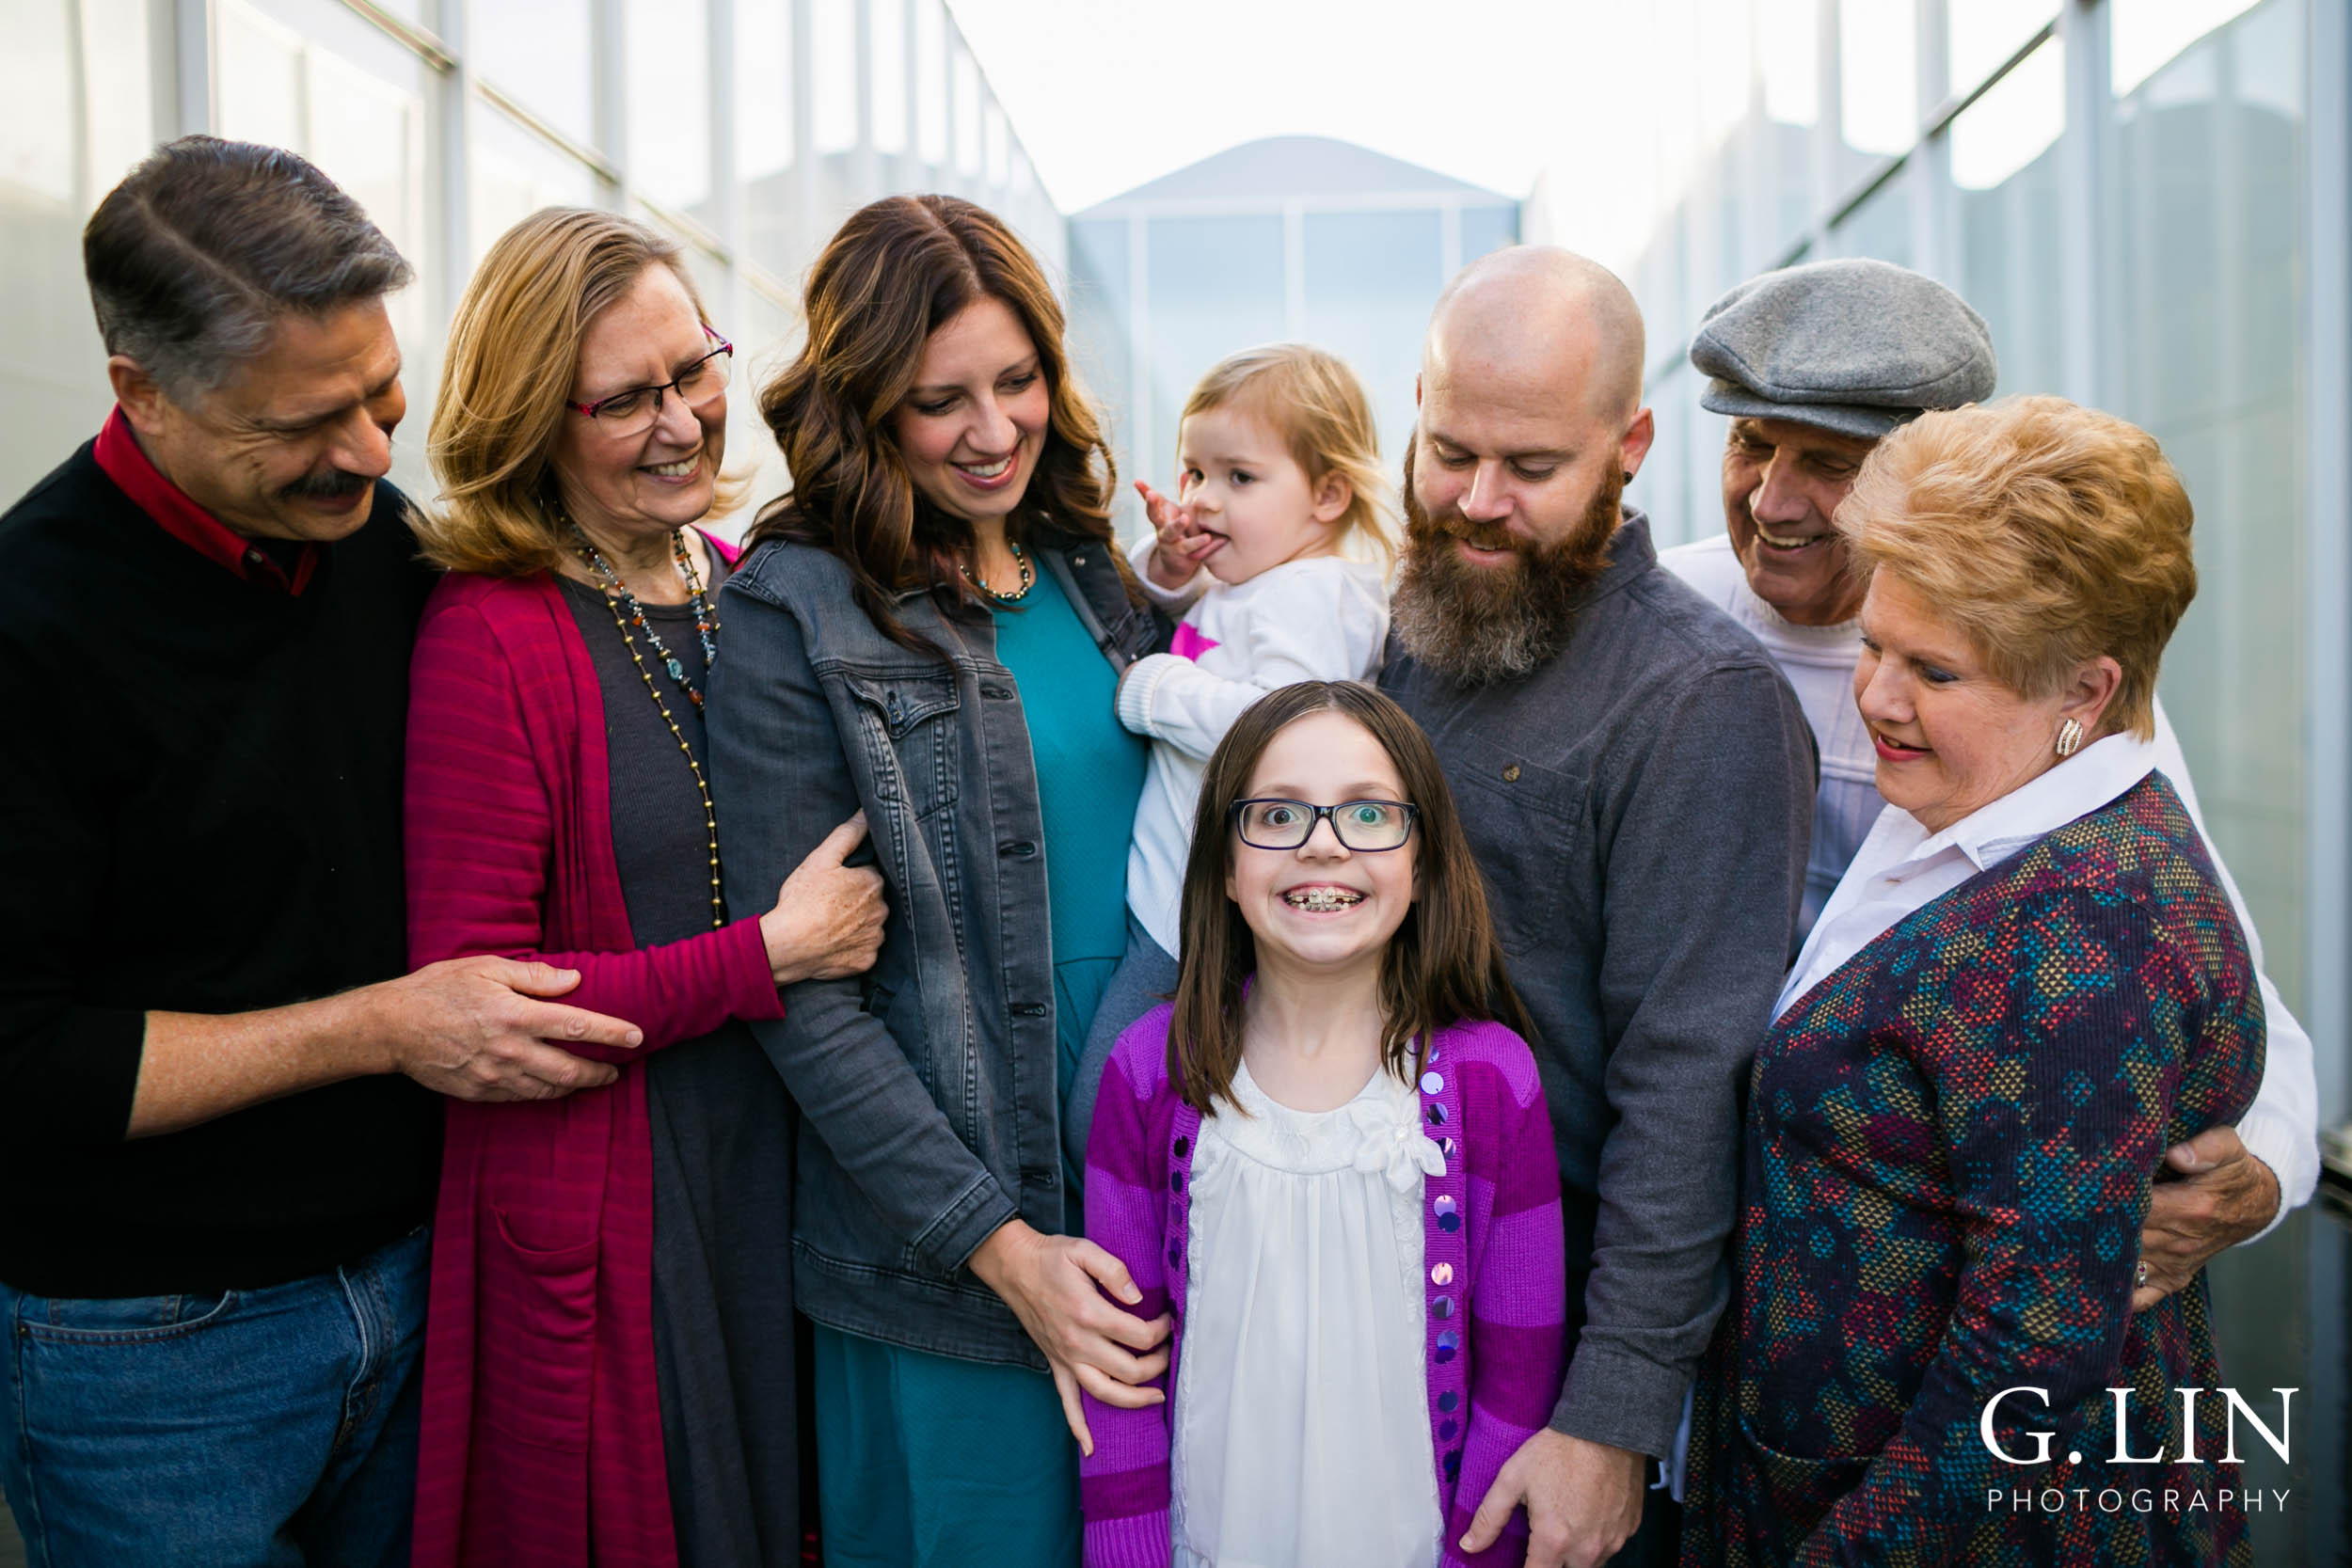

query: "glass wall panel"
xmin=628 ymin=0 xmax=712 ymax=215
xmin=953 ymin=44 xmax=981 ymax=175
xmin=1828 ymin=161 xmax=1913 ymax=268
xmin=2 ymin=0 xmax=112 ymax=501
xmin=871 ymin=0 xmax=908 ymax=154
xmin=1301 ymin=210 xmax=1444 ymax=468
xmin=471 ymin=104 xmax=600 ymax=267
xmin=472 ymin=0 xmax=596 ymax=150
xmin=984 ymin=103 xmax=1009 ymax=185
xmin=2107 ymin=6 xmax=2319 ymax=1528
xmin=724 ymin=281 xmax=800 ymax=532
xmin=1950 ymin=35 xmax=2065 ymax=190
xmin=1838 ymin=0 xmax=1916 ymax=164
xmin=2111 ymin=0 xmax=2265 ymax=96
xmin=11 ymin=4 xmax=83 ymax=203
xmin=1949 ymin=39 xmax=2065 ymax=398
xmin=1065 ymin=217 xmax=1133 ymax=523
xmin=83 ymin=0 xmax=155 ymax=195
xmin=1756 ymin=0 xmax=1818 ymax=125
xmin=1949 ymin=0 xmax=2057 ymax=95
xmin=811 ymin=0 xmax=857 ymax=152
xmin=1141 ymin=214 xmax=1285 ymax=497
xmin=2108 ymin=0 xmax=2309 ymax=1018
xmin=1459 ymin=204 xmax=1518 ymax=263
xmin=1632 ymin=359 xmax=1717 ymax=548
xmin=915 ymin=0 xmax=947 ymax=166
xmin=738 ymin=0 xmax=795 ymax=274
xmin=217 ymin=2 xmax=305 ymax=152
xmin=0 ymin=0 xmax=1062 ymax=531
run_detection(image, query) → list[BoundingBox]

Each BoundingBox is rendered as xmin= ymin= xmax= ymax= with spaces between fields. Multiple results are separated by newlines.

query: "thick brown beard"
xmin=1390 ymin=440 xmax=1624 ymax=685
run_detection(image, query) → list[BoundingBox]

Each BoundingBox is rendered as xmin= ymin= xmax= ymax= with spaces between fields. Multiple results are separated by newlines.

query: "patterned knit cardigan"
xmin=1680 ymin=773 xmax=2265 ymax=1568
xmin=1080 ymin=1008 xmax=1567 ymax=1568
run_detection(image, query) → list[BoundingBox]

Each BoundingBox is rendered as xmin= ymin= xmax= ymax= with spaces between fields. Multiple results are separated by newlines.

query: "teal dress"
xmin=812 ymin=562 xmax=1149 ymax=1568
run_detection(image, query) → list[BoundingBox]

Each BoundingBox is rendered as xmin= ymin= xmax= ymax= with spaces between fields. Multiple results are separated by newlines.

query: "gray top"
xmin=1379 ymin=512 xmax=1816 ymax=1461
xmin=1690 ymin=257 xmax=1997 ymax=438
xmin=556 ymin=575 xmax=723 ymax=941
xmin=561 ymin=559 xmax=805 ymax=1568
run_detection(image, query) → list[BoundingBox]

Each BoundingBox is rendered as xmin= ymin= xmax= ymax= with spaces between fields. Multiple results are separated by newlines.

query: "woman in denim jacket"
xmin=705 ymin=195 xmax=1174 ymax=1567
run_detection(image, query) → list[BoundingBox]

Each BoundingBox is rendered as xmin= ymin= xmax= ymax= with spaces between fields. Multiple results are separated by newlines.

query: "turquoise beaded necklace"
xmin=565 ymin=517 xmax=725 ymax=928
xmin=567 ymin=520 xmax=721 ymax=708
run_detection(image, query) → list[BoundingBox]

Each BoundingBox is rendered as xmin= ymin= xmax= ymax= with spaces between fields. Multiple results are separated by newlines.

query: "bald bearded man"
xmin=1380 ymin=248 xmax=1815 ymax=1568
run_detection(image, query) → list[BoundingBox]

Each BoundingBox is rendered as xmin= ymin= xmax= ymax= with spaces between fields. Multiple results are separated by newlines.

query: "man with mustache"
xmin=0 ymin=137 xmax=640 ymax=1565
xmin=1657 ymin=258 xmax=2316 ymax=1313
xmin=1381 ymin=246 xmax=1816 ymax=1568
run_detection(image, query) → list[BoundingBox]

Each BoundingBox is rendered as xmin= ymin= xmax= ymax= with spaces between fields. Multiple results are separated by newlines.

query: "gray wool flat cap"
xmin=1690 ymin=258 xmax=1997 ymax=439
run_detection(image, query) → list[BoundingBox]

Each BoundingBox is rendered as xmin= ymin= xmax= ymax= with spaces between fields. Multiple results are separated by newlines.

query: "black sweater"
xmin=0 ymin=442 xmax=441 ymax=1296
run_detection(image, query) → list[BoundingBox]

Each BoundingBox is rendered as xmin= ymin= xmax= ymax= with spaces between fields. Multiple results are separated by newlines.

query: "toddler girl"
xmin=1066 ymin=343 xmax=1392 ymax=1168
xmin=1079 ymin=681 xmax=1565 ymax=1568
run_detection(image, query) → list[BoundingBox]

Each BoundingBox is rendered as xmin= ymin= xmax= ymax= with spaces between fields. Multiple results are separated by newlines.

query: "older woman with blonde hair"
xmin=1682 ymin=395 xmax=2265 ymax=1567
xmin=403 ymin=207 xmax=886 ymax=1568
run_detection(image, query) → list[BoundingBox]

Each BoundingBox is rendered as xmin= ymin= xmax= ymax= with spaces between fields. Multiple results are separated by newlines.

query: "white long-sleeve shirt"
xmin=1118 ymin=550 xmax=1390 ymax=957
xmin=1661 ymin=530 xmax=2318 ymax=1234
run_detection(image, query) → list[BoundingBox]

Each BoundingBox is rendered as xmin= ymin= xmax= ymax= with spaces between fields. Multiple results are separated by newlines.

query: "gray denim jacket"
xmin=705 ymin=536 xmax=1165 ymax=1368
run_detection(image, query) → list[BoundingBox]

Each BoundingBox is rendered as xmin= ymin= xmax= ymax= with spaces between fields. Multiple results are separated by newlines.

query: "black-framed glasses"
xmin=1232 ymin=798 xmax=1419 ymax=852
xmin=567 ymin=328 xmax=734 ymax=436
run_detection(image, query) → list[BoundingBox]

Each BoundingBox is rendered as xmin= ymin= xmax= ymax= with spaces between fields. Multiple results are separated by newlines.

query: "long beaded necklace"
xmin=566 ymin=519 xmax=725 ymax=929
xmin=570 ymin=522 xmax=722 ymax=708
xmin=961 ymin=537 xmax=1035 ymax=602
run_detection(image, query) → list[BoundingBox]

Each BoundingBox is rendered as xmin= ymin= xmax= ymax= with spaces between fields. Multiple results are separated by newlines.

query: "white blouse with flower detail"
xmin=1169 ymin=1058 xmax=1449 ymax=1568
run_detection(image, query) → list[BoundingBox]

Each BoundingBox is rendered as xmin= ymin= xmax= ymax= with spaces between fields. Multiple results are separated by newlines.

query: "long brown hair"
xmin=751 ymin=194 xmax=1128 ymax=652
xmin=421 ymin=207 xmax=746 ymax=576
xmin=1168 ymin=682 xmax=1534 ymax=1116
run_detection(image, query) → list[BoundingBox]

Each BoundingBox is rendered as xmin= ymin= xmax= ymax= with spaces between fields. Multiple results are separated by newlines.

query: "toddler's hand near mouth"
xmin=1136 ymin=479 xmax=1221 ymax=589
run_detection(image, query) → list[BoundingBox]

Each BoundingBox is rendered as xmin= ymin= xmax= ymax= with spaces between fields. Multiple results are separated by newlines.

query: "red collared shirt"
xmin=93 ymin=406 xmax=320 ymax=594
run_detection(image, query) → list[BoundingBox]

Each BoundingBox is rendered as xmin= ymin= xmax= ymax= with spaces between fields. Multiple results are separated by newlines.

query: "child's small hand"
xmin=1136 ymin=479 xmax=1219 ymax=590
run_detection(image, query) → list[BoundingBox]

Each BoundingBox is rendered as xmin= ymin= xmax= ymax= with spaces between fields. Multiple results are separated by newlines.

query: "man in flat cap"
xmin=1382 ymin=246 xmax=1815 ymax=1568
xmin=1658 ymin=256 xmax=2318 ymax=1310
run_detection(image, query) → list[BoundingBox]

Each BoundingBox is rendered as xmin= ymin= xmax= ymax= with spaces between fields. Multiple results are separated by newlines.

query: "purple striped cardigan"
xmin=1079 ymin=1006 xmax=1568 ymax=1568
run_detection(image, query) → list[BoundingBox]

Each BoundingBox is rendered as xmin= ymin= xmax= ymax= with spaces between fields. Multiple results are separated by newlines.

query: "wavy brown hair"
xmin=1168 ymin=682 xmax=1534 ymax=1117
xmin=751 ymin=194 xmax=1130 ymax=651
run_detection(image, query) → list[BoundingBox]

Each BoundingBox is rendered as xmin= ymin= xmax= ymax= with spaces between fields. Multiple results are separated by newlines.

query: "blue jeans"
xmin=0 ymin=1225 xmax=428 ymax=1568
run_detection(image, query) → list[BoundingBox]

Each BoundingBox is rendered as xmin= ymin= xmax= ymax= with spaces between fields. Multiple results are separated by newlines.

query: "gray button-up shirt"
xmin=1381 ymin=512 xmax=1816 ymax=1459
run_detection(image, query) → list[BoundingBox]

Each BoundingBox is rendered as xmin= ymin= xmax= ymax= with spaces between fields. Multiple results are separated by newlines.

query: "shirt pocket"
xmin=837 ymin=667 xmax=963 ymax=823
xmin=1444 ymin=733 xmax=1581 ymax=960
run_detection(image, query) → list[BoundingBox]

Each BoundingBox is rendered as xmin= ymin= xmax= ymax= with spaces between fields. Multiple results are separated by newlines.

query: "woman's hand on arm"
xmin=966 ymin=1217 xmax=1173 ymax=1455
xmin=759 ymin=812 xmax=888 ymax=985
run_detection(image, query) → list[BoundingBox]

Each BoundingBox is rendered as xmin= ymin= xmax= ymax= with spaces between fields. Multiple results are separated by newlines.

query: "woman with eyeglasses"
xmin=402 ymin=208 xmax=887 ymax=1568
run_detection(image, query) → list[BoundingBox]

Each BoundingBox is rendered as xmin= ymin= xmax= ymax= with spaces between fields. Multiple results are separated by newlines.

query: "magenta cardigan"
xmin=403 ymin=550 xmax=785 ymax=1568
xmin=1080 ymin=1007 xmax=1569 ymax=1568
